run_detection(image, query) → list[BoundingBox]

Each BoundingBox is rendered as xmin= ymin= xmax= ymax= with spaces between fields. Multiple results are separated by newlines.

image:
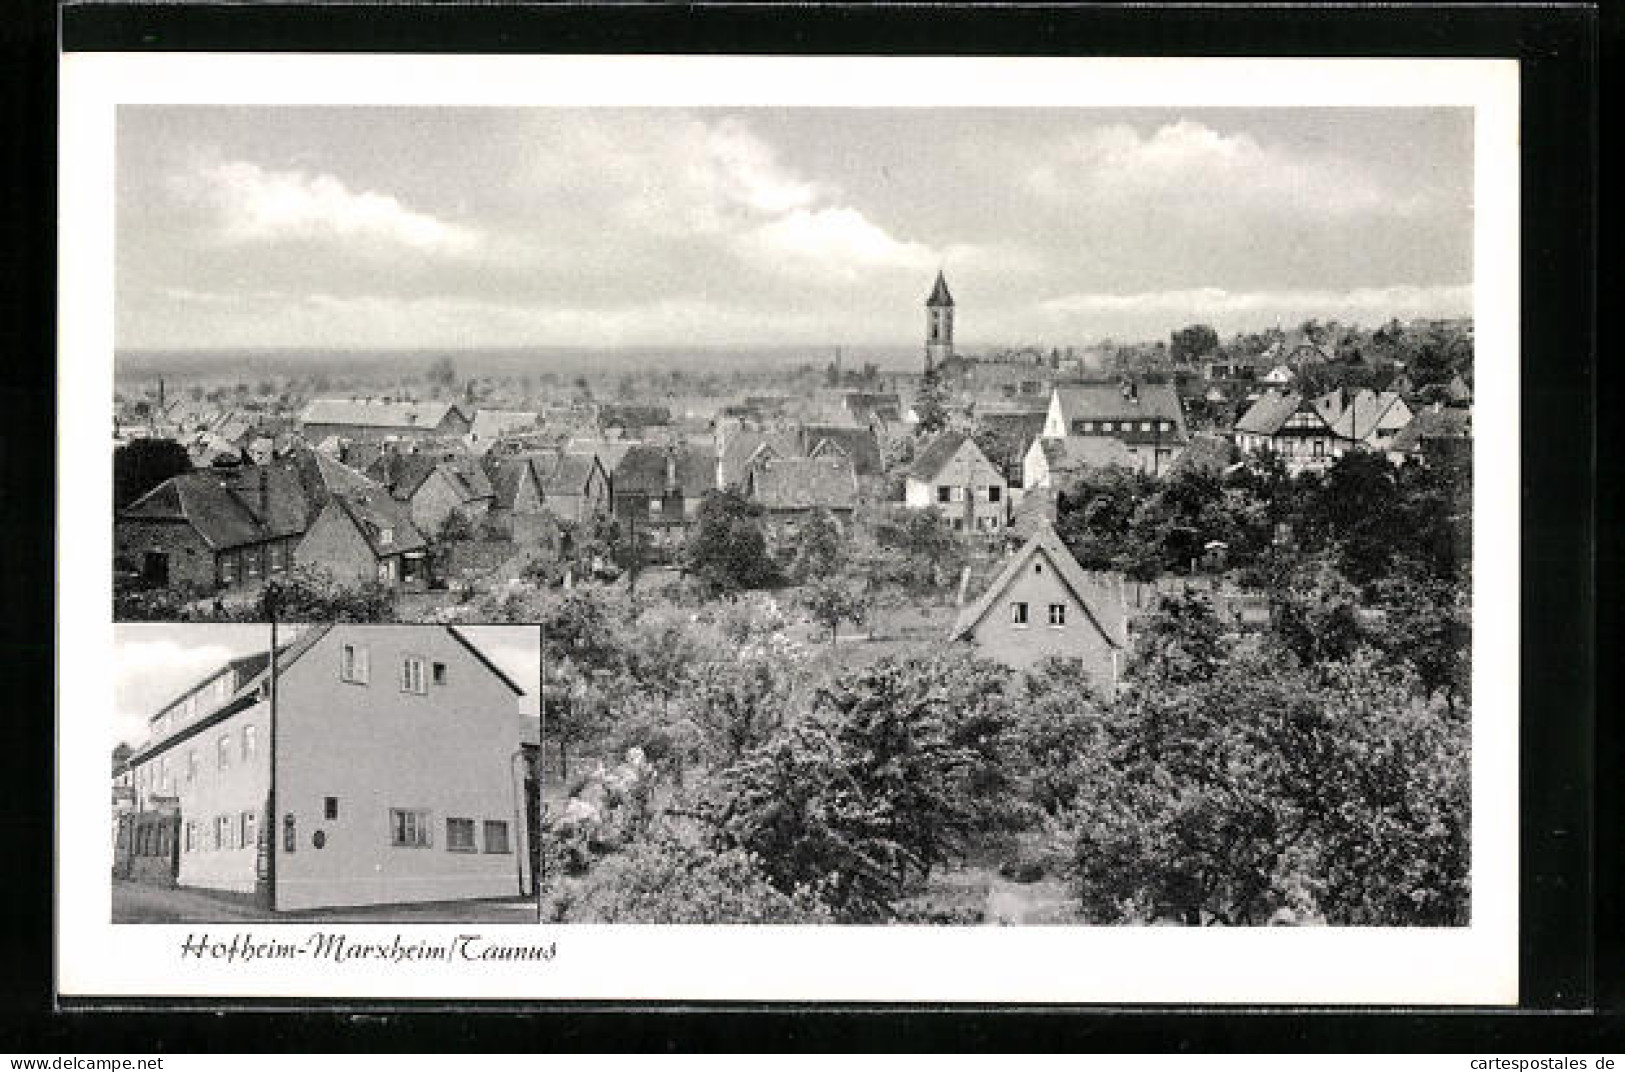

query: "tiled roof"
xmin=614 ymin=443 xmax=714 ymax=497
xmin=328 ymin=485 xmax=428 ymax=557
xmin=371 ymin=453 xmax=492 ymax=504
xmin=1052 ymin=382 xmax=1188 ymax=440
xmin=749 ymin=456 xmax=859 ymax=512
xmin=1389 ymin=407 xmax=1472 ymax=453
xmin=907 ymin=431 xmax=976 ymax=481
xmin=718 ymin=430 xmax=802 ymax=489
xmin=120 ymin=465 xmax=309 ymax=551
xmin=565 ymin=439 xmax=636 ymax=474
xmin=487 ymin=457 xmax=538 ymax=510
xmin=300 ymin=398 xmax=466 ymax=430
xmin=1327 ymin=390 xmax=1405 ymax=441
xmin=950 ymin=521 xmax=1128 ymax=650
xmin=804 ymin=424 xmax=882 ymax=476
xmin=1233 ymin=389 xmax=1304 ymax=436
xmin=974 ymin=412 xmax=1049 ymax=472
xmin=537 ymin=452 xmax=603 ymax=497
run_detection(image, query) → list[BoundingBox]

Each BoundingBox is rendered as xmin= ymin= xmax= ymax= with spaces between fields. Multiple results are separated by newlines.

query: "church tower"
xmin=924 ymin=270 xmax=954 ymax=373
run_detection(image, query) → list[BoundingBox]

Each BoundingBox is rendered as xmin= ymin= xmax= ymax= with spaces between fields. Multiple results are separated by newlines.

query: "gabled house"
xmin=1232 ymin=388 xmax=1346 ymax=474
xmin=904 ymin=431 xmax=1008 ymax=534
xmin=1042 ymin=381 xmax=1189 ymax=477
xmin=1326 ymin=389 xmax=1415 ymax=452
xmin=802 ymin=424 xmax=883 ymax=478
xmin=949 ymin=521 xmax=1128 ymax=688
xmin=611 ymin=443 xmax=714 ymax=532
xmin=716 ymin=429 xmax=805 ymax=490
xmin=116 ymin=466 xmax=310 ymax=591
xmin=117 ymin=624 xmax=533 ymax=911
xmin=296 ymin=485 xmax=429 ymax=589
xmin=1022 ymin=435 xmax=1134 ymax=492
xmin=973 ymin=411 xmax=1049 ymax=493
xmin=370 ymin=453 xmax=495 ymax=536
xmin=1387 ymin=405 xmax=1472 ymax=466
xmin=744 ymin=455 xmax=859 ymax=528
xmin=537 ymin=452 xmax=612 ymax=525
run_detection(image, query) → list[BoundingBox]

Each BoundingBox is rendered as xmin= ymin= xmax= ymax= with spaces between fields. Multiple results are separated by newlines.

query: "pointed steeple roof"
xmin=926 ymin=270 xmax=954 ymax=308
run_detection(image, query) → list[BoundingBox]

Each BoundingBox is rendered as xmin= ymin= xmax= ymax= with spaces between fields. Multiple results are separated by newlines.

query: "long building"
xmin=115 ymin=625 xmax=534 ymax=912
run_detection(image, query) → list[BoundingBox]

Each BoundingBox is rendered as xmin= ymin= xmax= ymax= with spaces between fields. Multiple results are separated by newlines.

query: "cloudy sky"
xmin=112 ymin=624 xmax=539 ymax=749
xmin=117 ymin=107 xmax=1473 ymax=351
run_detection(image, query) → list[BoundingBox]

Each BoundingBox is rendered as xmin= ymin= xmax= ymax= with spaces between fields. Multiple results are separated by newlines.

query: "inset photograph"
xmin=111 ymin=623 xmax=540 ymax=922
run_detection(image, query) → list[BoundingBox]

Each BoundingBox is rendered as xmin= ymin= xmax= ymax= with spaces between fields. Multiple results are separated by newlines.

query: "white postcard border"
xmin=58 ymin=53 xmax=1519 ymax=1004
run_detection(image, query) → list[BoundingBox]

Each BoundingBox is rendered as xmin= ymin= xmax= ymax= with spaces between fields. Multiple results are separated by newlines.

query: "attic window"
xmin=1034 ymin=562 xmax=1043 ymax=575
xmin=379 ymin=527 xmax=393 ymax=546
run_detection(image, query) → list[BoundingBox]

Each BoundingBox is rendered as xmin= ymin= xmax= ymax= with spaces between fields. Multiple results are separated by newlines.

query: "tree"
xmin=1129 ymin=590 xmax=1228 ymax=683
xmin=800 ymin=577 xmax=868 ymax=645
xmin=872 ymin=507 xmax=965 ymax=591
xmin=1170 ymin=323 xmax=1220 ymax=364
xmin=913 ymin=370 xmax=950 ymax=435
xmin=426 ymin=356 xmax=457 ymax=389
xmin=1067 ymin=651 xmax=1468 ymax=925
xmin=256 ymin=568 xmax=396 ymax=622
xmin=685 ymin=490 xmax=780 ymax=594
xmin=785 ymin=508 xmax=846 ymax=582
xmin=113 ymin=438 xmax=192 ymax=509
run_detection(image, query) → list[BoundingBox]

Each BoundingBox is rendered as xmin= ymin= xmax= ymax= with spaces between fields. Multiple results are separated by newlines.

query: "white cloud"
xmin=112 ymin=638 xmax=240 ymax=749
xmin=738 ymin=206 xmax=937 ymax=276
xmin=1028 ymin=120 xmax=1416 ymax=221
xmin=1035 ymin=283 xmax=1471 ymax=335
xmin=172 ymin=158 xmax=483 ymax=255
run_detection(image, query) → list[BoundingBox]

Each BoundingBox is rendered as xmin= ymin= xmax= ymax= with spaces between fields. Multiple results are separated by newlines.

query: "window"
xmin=1140 ymin=421 xmax=1152 ymax=432
xmin=1011 ymin=602 xmax=1029 ymax=626
xmin=987 ymin=485 xmax=1002 ymax=503
xmin=245 ymin=546 xmax=261 ymax=578
xmin=391 ymin=809 xmax=431 ymax=848
xmin=948 ymin=487 xmax=965 ymax=503
xmin=446 ymin=817 xmax=477 ymax=853
xmin=1048 ymin=603 xmax=1067 ymax=627
xmin=378 ymin=527 xmax=394 ymax=547
xmin=1072 ymin=420 xmax=1087 ymax=434
xmin=431 ymin=662 xmax=447 ymax=686
xmin=1101 ymin=421 xmax=1115 ymax=432
xmin=243 ymin=724 xmax=257 ymax=761
xmin=217 ymin=734 xmax=231 ymax=770
xmin=211 ymin=815 xmax=224 ymax=851
xmin=483 ymin=820 xmax=511 ymax=854
xmin=648 ymin=498 xmax=663 ymax=516
xmin=951 ymin=518 xmax=964 ymax=532
xmin=268 ymin=541 xmax=287 ymax=572
xmin=186 ymin=749 xmax=199 ymax=783
xmin=159 ymin=757 xmax=171 ymax=792
xmin=220 ymin=553 xmax=238 ymax=585
xmin=324 ymin=796 xmax=339 ymax=821
xmin=401 ymin=655 xmax=427 ymax=695
xmin=184 ymin=821 xmax=195 ymax=853
xmin=284 ymin=814 xmax=297 ymax=853
xmin=1034 ymin=562 xmax=1043 ymax=575
xmin=937 ymin=485 xmax=952 ymax=503
xmin=341 ymin=643 xmax=370 ymax=684
xmin=241 ymin=810 xmax=257 ymax=850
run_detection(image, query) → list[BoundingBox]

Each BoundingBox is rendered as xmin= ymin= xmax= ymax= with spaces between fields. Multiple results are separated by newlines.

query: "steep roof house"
xmin=370 ymin=453 xmax=495 ymax=536
xmin=612 ymin=443 xmax=715 ymax=532
xmin=949 ymin=521 xmax=1129 ymax=688
xmin=1232 ymin=388 xmax=1350 ymax=474
xmin=1387 ymin=405 xmax=1472 ymax=465
xmin=1326 ymin=389 xmax=1415 ymax=452
xmin=973 ymin=411 xmax=1050 ymax=491
xmin=295 ymin=484 xmax=429 ymax=589
xmin=744 ymin=455 xmax=860 ymax=526
xmin=116 ymin=465 xmax=310 ymax=592
xmin=904 ymin=431 xmax=1009 ymax=534
xmin=1042 ymin=381 xmax=1189 ymax=477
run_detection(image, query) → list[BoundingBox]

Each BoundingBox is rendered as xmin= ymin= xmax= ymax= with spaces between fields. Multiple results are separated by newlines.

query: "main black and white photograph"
xmin=103 ymin=103 xmax=1477 ymax=928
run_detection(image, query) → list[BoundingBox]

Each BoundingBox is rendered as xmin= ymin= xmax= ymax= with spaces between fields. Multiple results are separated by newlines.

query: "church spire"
xmin=924 ymin=270 xmax=955 ymax=373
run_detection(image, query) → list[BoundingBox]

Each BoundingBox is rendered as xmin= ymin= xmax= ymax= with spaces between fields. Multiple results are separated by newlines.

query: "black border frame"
xmin=2 ymin=0 xmax=1606 ymax=1051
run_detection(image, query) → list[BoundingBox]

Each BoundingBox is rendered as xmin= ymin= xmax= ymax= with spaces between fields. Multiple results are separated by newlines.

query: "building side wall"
xmin=132 ymin=700 xmax=272 ymax=895
xmin=273 ymin=626 xmax=529 ymax=911
xmin=965 ymin=556 xmax=1119 ymax=690
xmin=115 ymin=520 xmax=219 ymax=589
xmin=294 ymin=504 xmax=379 ymax=587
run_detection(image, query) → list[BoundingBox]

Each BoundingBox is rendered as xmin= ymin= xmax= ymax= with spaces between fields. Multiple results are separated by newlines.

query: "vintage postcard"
xmin=59 ymin=53 xmax=1518 ymax=1003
